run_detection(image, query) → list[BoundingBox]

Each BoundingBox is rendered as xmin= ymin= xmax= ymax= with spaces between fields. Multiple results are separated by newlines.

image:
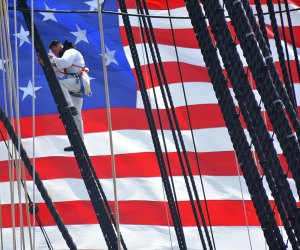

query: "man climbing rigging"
xmin=38 ymin=40 xmax=91 ymax=151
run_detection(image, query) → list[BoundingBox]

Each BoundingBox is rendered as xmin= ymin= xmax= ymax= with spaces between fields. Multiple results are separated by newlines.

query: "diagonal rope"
xmin=164 ymin=1 xmax=216 ymax=247
xmin=282 ymin=0 xmax=300 ymax=84
xmin=136 ymin=1 xmax=214 ymax=248
xmin=118 ymin=0 xmax=187 ymax=248
xmin=135 ymin=4 xmax=182 ymax=248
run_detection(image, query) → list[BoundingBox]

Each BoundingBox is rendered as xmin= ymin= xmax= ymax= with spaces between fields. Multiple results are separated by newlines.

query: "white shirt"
xmin=52 ymin=48 xmax=85 ymax=77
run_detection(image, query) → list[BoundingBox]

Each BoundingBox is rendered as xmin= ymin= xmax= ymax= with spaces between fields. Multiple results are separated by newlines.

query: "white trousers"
xmin=58 ymin=74 xmax=88 ymax=140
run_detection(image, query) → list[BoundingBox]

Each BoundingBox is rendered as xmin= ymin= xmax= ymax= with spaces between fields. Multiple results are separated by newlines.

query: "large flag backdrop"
xmin=0 ymin=0 xmax=300 ymax=249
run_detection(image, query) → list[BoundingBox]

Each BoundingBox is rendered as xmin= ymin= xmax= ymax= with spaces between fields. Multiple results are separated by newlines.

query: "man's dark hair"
xmin=49 ymin=40 xmax=62 ymax=49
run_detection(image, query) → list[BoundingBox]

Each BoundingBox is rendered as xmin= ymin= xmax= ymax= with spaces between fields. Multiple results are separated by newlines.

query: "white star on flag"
xmin=40 ymin=3 xmax=57 ymax=22
xmin=85 ymin=0 xmax=104 ymax=11
xmin=14 ymin=25 xmax=31 ymax=47
xmin=101 ymin=45 xmax=118 ymax=66
xmin=71 ymin=24 xmax=89 ymax=44
xmin=19 ymin=80 xmax=42 ymax=101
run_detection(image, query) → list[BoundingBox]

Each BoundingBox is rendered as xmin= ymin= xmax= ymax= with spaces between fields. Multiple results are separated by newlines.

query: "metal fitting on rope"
xmin=246 ymin=32 xmax=254 ymax=37
xmin=264 ymin=55 xmax=273 ymax=61
xmin=272 ymin=99 xmax=285 ymax=110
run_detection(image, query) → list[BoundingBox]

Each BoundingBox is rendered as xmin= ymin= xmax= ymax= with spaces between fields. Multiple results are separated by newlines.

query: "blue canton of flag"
xmin=1 ymin=0 xmax=137 ymax=118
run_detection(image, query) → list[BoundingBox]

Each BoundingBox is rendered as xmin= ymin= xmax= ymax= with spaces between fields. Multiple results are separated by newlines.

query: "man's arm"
xmin=54 ymin=49 xmax=77 ymax=69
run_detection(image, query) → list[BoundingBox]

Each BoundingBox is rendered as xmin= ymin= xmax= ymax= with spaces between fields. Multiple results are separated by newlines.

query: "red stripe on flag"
xmin=2 ymin=200 xmax=295 ymax=228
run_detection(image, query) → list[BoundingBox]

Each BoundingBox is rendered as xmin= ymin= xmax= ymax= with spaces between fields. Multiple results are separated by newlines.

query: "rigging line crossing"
xmin=12 ymin=0 xmax=31 ymax=247
xmin=225 ymin=0 xmax=300 ymax=202
xmin=277 ymin=0 xmax=297 ymax=110
xmin=137 ymin=1 xmax=214 ymax=248
xmin=254 ymin=0 xmax=271 ymax=51
xmin=0 ymin=105 xmax=77 ymax=249
xmin=118 ymin=0 xmax=187 ymax=248
xmin=164 ymin=0 xmax=216 ymax=247
xmin=265 ymin=0 xmax=298 ymax=113
xmin=238 ymin=0 xmax=300 ymax=206
xmin=135 ymin=4 xmax=181 ymax=246
xmin=224 ymin=0 xmax=300 ymax=246
xmin=6 ymin=6 xmax=300 ymax=19
xmin=135 ymin=1 xmax=209 ymax=248
xmin=0 ymin=128 xmax=54 ymax=250
xmin=283 ymin=0 xmax=300 ymax=85
xmin=185 ymin=0 xmax=286 ymax=248
xmin=18 ymin=0 xmax=127 ymax=249
xmin=242 ymin=1 xmax=300 ymax=245
xmin=135 ymin=8 xmax=188 ymax=247
xmin=206 ymin=0 xmax=297 ymax=246
xmin=97 ymin=0 xmax=121 ymax=249
xmin=242 ymin=0 xmax=300 ymax=186
xmin=1 ymin=1 xmax=19 ymax=248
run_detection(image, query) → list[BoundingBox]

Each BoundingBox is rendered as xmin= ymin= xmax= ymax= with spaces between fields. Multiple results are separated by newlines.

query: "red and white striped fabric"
xmin=0 ymin=0 xmax=300 ymax=249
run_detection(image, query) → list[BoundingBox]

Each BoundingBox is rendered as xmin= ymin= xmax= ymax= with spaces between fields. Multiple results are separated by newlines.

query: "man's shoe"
xmin=64 ymin=146 xmax=74 ymax=152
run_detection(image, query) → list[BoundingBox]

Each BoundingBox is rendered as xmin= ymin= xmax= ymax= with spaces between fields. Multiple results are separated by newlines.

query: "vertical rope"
xmin=30 ymin=0 xmax=36 ymax=248
xmin=1 ymin=1 xmax=17 ymax=248
xmin=233 ymin=154 xmax=253 ymax=250
xmin=97 ymin=1 xmax=121 ymax=249
xmin=0 ymin=21 xmax=4 ymax=248
xmin=12 ymin=0 xmax=28 ymax=247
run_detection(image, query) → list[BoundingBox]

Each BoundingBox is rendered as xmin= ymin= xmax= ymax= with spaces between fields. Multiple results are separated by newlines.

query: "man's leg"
xmin=58 ymin=78 xmax=83 ymax=151
xmin=59 ymin=78 xmax=80 ymax=107
xmin=71 ymin=95 xmax=84 ymax=140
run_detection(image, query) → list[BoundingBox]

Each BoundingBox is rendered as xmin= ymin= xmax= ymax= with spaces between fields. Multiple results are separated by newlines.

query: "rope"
xmin=225 ymin=0 xmax=300 ymax=246
xmin=283 ymin=0 xmax=300 ymax=84
xmin=12 ymin=0 xmax=30 ymax=247
xmin=135 ymin=5 xmax=181 ymax=247
xmin=1 ymin=1 xmax=17 ymax=248
xmin=30 ymin=0 xmax=37 ymax=248
xmin=165 ymin=0 xmax=216 ymax=247
xmin=0 ymin=106 xmax=78 ymax=249
xmin=136 ymin=1 xmax=213 ymax=248
xmin=265 ymin=0 xmax=298 ymax=113
xmin=6 ymin=5 xmax=300 ymax=18
xmin=204 ymin=0 xmax=292 ymax=246
xmin=253 ymin=0 xmax=271 ymax=52
xmin=0 ymin=129 xmax=53 ymax=250
xmin=277 ymin=0 xmax=296 ymax=108
xmin=97 ymin=1 xmax=121 ymax=249
xmin=118 ymin=0 xmax=187 ymax=248
xmin=233 ymin=154 xmax=253 ymax=250
xmin=0 ymin=26 xmax=3 ymax=249
xmin=18 ymin=1 xmax=127 ymax=248
xmin=240 ymin=1 xmax=300 ymax=239
xmin=185 ymin=0 xmax=286 ymax=248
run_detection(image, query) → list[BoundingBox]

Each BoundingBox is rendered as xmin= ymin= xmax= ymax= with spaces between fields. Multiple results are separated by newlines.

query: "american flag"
xmin=0 ymin=0 xmax=300 ymax=249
